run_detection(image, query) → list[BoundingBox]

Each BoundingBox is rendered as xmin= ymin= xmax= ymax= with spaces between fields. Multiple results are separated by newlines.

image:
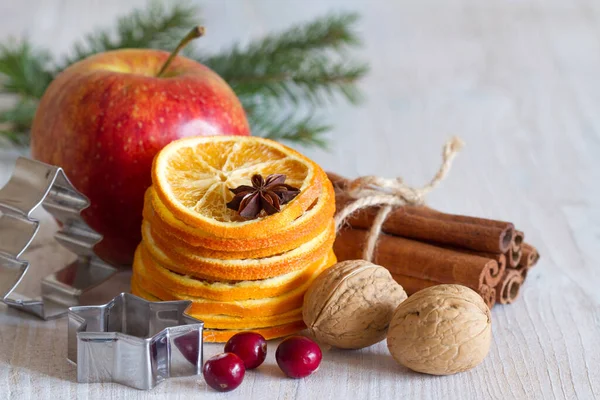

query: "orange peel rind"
xmin=131 ymin=250 xmax=334 ymax=317
xmin=134 ymin=245 xmax=336 ymax=301
xmin=131 ymin=281 xmax=306 ymax=342
xmin=142 ymin=219 xmax=336 ymax=281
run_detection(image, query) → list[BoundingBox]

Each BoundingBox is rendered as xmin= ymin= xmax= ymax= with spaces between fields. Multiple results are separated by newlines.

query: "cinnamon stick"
xmin=476 ymin=253 xmax=505 ymax=288
xmin=334 ymin=228 xmax=498 ymax=303
xmin=389 ymin=274 xmax=438 ymax=295
xmin=334 ymin=187 xmax=515 ymax=254
xmin=329 ymin=171 xmax=538 ymax=309
xmin=435 ymin=246 xmax=507 ymax=288
xmin=519 ymin=243 xmax=540 ymax=269
xmin=495 ymin=269 xmax=524 ymax=305
xmin=389 ymin=273 xmax=496 ymax=309
xmin=513 ymin=230 xmax=525 ymax=251
xmin=503 ymin=230 xmax=524 ymax=268
xmin=327 ymin=172 xmax=349 ymax=189
xmin=507 ymin=246 xmax=523 ymax=268
xmin=406 ymin=205 xmax=515 ymax=238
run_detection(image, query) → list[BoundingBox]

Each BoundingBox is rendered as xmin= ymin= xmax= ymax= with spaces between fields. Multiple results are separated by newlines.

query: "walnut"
xmin=303 ymin=260 xmax=408 ymax=349
xmin=387 ymin=284 xmax=492 ymax=375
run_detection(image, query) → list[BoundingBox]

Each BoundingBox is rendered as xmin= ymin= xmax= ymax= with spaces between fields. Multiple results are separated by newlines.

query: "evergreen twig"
xmin=0 ymin=40 xmax=54 ymax=99
xmin=0 ymin=98 xmax=38 ymax=129
xmin=247 ymin=107 xmax=331 ymax=149
xmin=59 ymin=1 xmax=199 ymax=68
xmin=202 ymin=12 xmax=368 ymax=106
xmin=233 ymin=59 xmax=368 ymax=106
xmin=0 ymin=41 xmax=53 ymax=144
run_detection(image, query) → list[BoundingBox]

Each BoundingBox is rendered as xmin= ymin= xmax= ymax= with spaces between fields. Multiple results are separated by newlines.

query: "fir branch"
xmin=248 ymin=108 xmax=331 ymax=149
xmin=0 ymin=98 xmax=38 ymax=129
xmin=0 ymin=41 xmax=52 ymax=145
xmin=0 ymin=39 xmax=54 ymax=99
xmin=204 ymin=12 xmax=361 ymax=71
xmin=0 ymin=129 xmax=29 ymax=146
xmin=59 ymin=0 xmax=198 ymax=68
xmin=0 ymin=99 xmax=38 ymax=145
xmin=200 ymin=12 xmax=367 ymax=146
xmin=234 ymin=58 xmax=368 ymax=106
xmin=201 ymin=12 xmax=367 ymax=106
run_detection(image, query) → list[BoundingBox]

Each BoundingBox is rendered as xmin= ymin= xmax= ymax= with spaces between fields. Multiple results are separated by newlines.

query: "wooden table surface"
xmin=1 ymin=1 xmax=599 ymax=399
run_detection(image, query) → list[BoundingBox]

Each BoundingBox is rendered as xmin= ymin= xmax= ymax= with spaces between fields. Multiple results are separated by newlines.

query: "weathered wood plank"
xmin=0 ymin=1 xmax=599 ymax=399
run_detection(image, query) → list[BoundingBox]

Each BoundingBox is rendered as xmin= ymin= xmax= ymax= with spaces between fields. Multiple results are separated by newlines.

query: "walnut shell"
xmin=303 ymin=260 xmax=408 ymax=349
xmin=387 ymin=284 xmax=492 ymax=375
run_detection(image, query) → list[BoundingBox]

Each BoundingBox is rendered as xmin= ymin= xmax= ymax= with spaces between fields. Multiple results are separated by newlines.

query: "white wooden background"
xmin=1 ymin=1 xmax=599 ymax=399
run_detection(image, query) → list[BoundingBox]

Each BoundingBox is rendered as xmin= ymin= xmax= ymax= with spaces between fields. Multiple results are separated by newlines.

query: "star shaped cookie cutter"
xmin=68 ymin=293 xmax=204 ymax=390
xmin=0 ymin=157 xmax=118 ymax=319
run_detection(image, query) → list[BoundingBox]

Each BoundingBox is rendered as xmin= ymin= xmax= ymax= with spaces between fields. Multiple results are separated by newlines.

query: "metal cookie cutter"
xmin=68 ymin=293 xmax=204 ymax=390
xmin=0 ymin=157 xmax=118 ymax=319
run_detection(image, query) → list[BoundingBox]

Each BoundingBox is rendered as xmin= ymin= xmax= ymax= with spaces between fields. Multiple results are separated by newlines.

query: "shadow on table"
xmin=255 ymin=361 xmax=287 ymax=379
xmin=324 ymin=345 xmax=427 ymax=379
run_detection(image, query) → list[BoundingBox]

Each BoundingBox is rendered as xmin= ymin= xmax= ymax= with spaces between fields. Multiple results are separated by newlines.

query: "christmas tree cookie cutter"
xmin=0 ymin=157 xmax=118 ymax=320
xmin=68 ymin=293 xmax=204 ymax=390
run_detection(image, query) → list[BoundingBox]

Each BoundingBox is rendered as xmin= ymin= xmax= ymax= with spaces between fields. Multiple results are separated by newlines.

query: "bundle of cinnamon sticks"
xmin=328 ymin=173 xmax=540 ymax=309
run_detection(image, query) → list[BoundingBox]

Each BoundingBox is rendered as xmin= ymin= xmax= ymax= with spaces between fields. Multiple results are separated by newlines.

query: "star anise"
xmin=226 ymin=174 xmax=300 ymax=219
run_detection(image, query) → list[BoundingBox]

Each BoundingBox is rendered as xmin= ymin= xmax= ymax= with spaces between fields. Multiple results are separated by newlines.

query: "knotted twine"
xmin=333 ymin=137 xmax=465 ymax=262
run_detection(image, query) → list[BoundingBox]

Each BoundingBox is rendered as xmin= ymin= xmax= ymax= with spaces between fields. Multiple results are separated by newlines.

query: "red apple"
xmin=30 ymin=28 xmax=250 ymax=266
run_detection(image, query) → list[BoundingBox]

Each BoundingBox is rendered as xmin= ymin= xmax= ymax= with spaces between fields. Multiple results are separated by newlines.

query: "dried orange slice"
xmin=132 ymin=273 xmax=297 ymax=317
xmin=130 ymin=281 xmax=306 ymax=342
xmin=145 ymin=214 xmax=331 ymax=260
xmin=135 ymin=244 xmax=336 ymax=301
xmin=142 ymin=219 xmax=336 ymax=281
xmin=187 ymin=309 xmax=302 ymax=330
xmin=144 ymin=177 xmax=334 ymax=251
xmin=202 ymin=321 xmax=306 ymax=343
xmin=131 ymin=251 xmax=334 ymax=317
xmin=152 ymin=136 xmax=325 ymax=238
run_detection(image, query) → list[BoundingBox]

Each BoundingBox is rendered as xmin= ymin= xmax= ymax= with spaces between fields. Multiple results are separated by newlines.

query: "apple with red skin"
xmin=31 ymin=34 xmax=249 ymax=266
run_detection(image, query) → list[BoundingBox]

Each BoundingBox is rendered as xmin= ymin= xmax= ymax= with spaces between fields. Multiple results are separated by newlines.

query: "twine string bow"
xmin=334 ymin=137 xmax=465 ymax=262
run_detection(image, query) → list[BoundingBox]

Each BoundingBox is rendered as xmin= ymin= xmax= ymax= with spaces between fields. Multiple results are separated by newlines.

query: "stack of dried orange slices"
xmin=131 ymin=136 xmax=336 ymax=342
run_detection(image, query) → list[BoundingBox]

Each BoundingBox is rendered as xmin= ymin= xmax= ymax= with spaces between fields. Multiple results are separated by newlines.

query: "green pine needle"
xmin=233 ymin=58 xmax=368 ymax=106
xmin=0 ymin=98 xmax=38 ymax=128
xmin=249 ymin=109 xmax=332 ymax=149
xmin=202 ymin=12 xmax=368 ymax=107
xmin=0 ymin=40 xmax=54 ymax=99
xmin=0 ymin=129 xmax=29 ymax=146
xmin=59 ymin=0 xmax=199 ymax=68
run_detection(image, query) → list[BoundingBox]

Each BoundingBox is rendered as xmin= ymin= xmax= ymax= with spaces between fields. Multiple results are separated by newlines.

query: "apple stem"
xmin=157 ymin=26 xmax=206 ymax=78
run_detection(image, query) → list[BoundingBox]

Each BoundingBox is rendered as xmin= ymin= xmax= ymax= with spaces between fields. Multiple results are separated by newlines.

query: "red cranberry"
xmin=202 ymin=353 xmax=245 ymax=392
xmin=224 ymin=332 xmax=267 ymax=370
xmin=275 ymin=336 xmax=322 ymax=378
